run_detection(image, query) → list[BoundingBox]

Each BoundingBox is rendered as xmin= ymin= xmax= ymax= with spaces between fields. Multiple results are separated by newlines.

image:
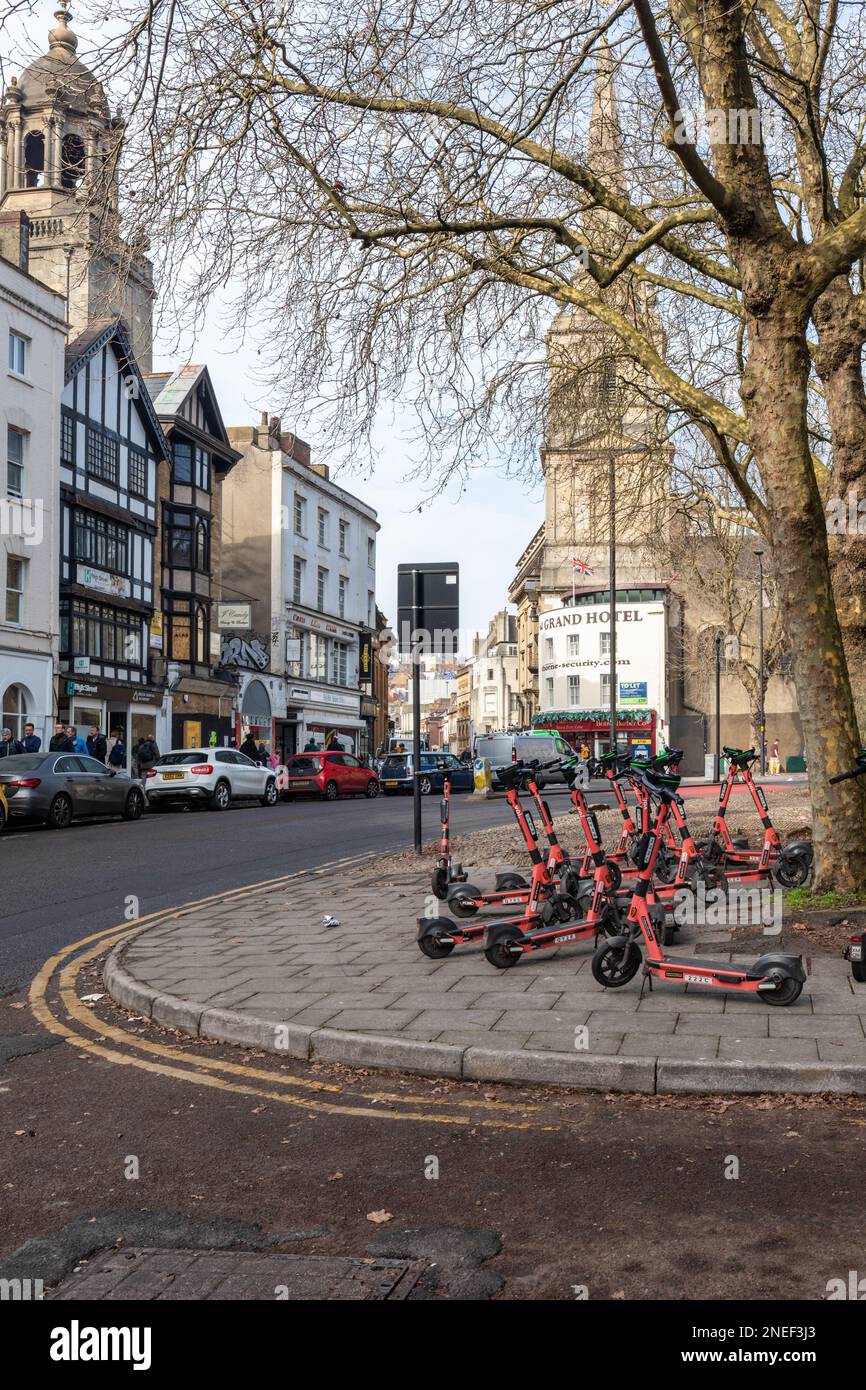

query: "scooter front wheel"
xmin=418 ymin=930 xmax=456 ymax=960
xmin=431 ymin=866 xmax=449 ymax=900
xmin=852 ymin=959 xmax=866 ymax=984
xmin=773 ymin=854 xmax=811 ymax=889
xmin=762 ymin=975 xmax=803 ymax=1006
xmin=591 ymin=940 xmax=641 ymax=988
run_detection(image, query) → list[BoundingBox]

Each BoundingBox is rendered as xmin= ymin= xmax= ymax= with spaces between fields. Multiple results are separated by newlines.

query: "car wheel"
xmin=419 ymin=776 xmax=433 ymax=795
xmin=365 ymin=779 xmax=380 ymax=799
xmin=324 ymin=779 xmax=339 ymax=801
xmin=46 ymin=793 xmax=72 ymax=830
xmin=260 ymin=778 xmax=278 ymax=807
xmin=210 ymin=780 xmax=231 ymax=811
xmin=123 ymin=788 xmax=144 ymax=821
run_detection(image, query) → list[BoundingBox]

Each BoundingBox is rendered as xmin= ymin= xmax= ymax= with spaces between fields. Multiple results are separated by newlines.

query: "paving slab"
xmin=103 ymin=866 xmax=866 ymax=1096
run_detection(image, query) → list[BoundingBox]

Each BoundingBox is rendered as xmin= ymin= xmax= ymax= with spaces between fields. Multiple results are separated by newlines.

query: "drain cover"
xmin=49 ymin=1248 xmax=426 ymax=1301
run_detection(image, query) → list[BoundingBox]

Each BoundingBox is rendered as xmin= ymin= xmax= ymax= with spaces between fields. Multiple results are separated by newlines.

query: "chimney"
xmin=0 ymin=210 xmax=30 ymax=273
xmin=279 ymin=432 xmax=312 ymax=468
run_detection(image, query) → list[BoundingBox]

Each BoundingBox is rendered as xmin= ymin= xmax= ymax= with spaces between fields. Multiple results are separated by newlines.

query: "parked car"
xmin=145 ymin=748 xmax=279 ymax=812
xmin=0 ymin=752 xmax=146 ymax=829
xmin=379 ymin=752 xmax=475 ymax=795
xmin=284 ymin=751 xmax=381 ymax=801
xmin=473 ymin=731 xmax=584 ymax=788
xmin=0 ymin=782 xmax=7 ymax=832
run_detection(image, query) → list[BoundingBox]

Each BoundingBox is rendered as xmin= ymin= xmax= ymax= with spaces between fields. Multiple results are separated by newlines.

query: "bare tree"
xmin=76 ymin=0 xmax=866 ymax=887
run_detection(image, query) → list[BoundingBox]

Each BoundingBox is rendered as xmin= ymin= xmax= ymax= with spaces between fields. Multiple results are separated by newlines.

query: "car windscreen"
xmin=0 ymin=754 xmax=45 ymax=772
xmin=289 ymin=757 xmax=323 ymax=774
xmin=156 ymin=753 xmax=212 ymax=766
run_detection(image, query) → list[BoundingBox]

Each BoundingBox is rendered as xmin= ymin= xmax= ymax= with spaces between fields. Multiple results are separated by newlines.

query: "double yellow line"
xmin=28 ymin=860 xmax=558 ymax=1132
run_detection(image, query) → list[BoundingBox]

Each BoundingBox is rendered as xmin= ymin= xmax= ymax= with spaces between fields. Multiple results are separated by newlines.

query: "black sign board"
xmin=358 ymin=630 xmax=374 ymax=687
xmin=397 ymin=562 xmax=459 ymax=654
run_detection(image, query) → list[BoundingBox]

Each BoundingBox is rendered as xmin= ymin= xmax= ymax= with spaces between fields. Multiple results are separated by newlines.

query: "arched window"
xmin=24 ymin=131 xmax=45 ymax=188
xmin=194 ymin=519 xmax=209 ymax=572
xmin=2 ymin=683 xmax=29 ymax=739
xmin=61 ymin=133 xmax=85 ymax=189
xmin=195 ymin=606 xmax=206 ymax=665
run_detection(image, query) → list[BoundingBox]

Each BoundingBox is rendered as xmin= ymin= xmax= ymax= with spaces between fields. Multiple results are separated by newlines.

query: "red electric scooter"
xmin=700 ymin=747 xmax=813 ymax=887
xmin=590 ymin=766 xmax=806 ymax=1005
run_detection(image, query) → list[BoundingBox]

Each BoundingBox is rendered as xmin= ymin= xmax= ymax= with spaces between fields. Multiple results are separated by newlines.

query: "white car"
xmin=144 ymin=748 xmax=279 ymax=812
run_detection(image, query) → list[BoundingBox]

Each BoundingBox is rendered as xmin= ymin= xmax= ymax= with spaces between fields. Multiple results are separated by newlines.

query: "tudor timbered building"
xmin=58 ymin=318 xmax=169 ymax=756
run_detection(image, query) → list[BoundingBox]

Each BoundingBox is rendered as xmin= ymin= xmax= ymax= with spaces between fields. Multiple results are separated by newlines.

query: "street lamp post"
xmin=755 ymin=550 xmax=766 ymax=775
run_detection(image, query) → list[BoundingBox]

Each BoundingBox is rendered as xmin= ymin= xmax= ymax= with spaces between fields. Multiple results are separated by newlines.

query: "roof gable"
xmin=65 ymin=318 xmax=169 ymax=460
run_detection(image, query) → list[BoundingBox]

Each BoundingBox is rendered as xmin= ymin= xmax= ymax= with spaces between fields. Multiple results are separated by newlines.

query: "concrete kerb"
xmin=102 ymin=936 xmax=866 ymax=1096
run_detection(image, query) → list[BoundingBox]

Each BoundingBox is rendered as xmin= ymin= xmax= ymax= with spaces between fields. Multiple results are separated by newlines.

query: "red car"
xmin=284 ymin=751 xmax=380 ymax=801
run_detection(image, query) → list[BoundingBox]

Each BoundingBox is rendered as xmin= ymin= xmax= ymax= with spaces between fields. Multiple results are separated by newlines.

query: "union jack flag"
xmin=572 ymin=557 xmax=594 ymax=576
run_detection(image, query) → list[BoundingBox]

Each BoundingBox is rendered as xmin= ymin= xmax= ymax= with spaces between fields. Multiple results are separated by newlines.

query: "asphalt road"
xmin=0 ymin=790 xmax=529 ymax=994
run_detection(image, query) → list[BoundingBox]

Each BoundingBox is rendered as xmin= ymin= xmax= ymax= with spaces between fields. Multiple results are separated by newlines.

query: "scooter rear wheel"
xmin=591 ymin=940 xmax=641 ymax=988
xmin=654 ymin=847 xmax=676 ymax=885
xmin=773 ymin=854 xmax=811 ymax=889
xmin=852 ymin=959 xmax=866 ymax=984
xmin=485 ymin=927 xmax=522 ymax=969
xmin=448 ymin=889 xmax=480 ymax=918
xmin=418 ymin=930 xmax=456 ymax=960
xmin=603 ymin=858 xmax=623 ymax=892
xmin=762 ymin=975 xmax=803 ymax=1006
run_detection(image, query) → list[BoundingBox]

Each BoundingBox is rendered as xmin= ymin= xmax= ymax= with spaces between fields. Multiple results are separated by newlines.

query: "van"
xmin=472 ymin=730 xmax=586 ymax=788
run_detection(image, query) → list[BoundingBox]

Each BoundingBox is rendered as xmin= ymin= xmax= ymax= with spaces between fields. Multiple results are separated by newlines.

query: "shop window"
xmin=61 ymin=133 xmax=85 ymax=189
xmin=61 ymin=598 xmax=142 ymax=669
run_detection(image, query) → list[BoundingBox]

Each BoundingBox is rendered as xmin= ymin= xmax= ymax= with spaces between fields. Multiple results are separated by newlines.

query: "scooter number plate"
xmin=851 ymin=944 xmax=863 ymax=961
xmin=683 ymin=973 xmax=709 ymax=984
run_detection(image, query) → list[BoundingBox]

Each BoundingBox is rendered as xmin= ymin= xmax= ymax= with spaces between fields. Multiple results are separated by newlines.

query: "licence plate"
xmin=162 ymin=771 xmax=184 ymax=780
xmin=293 ymin=780 xmax=313 ymax=788
xmin=851 ymin=944 xmax=863 ymax=961
xmin=385 ymin=781 xmax=399 ymax=787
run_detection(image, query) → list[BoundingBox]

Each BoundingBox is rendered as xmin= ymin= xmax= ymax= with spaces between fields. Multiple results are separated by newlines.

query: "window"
xmin=294 ymin=494 xmax=307 ymax=536
xmin=338 ymin=575 xmax=348 ymax=619
xmin=567 ymin=674 xmax=580 ymax=706
xmin=164 ymin=597 xmax=208 ymax=664
xmin=487 ymin=668 xmax=494 ymax=681
xmin=173 ymin=440 xmax=192 ymax=484
xmin=332 ymin=641 xmax=348 ymax=686
xmin=6 ymin=426 xmax=24 ymax=497
xmin=8 ymin=330 xmax=28 ymax=376
xmin=317 ymin=508 xmax=328 ymax=546
xmin=23 ymin=131 xmax=45 ymax=188
xmin=567 ymin=633 xmax=580 ymax=657
xmin=600 ymin=673 xmax=612 ymax=702
xmin=86 ymin=429 xmax=119 ymax=485
xmin=544 ymin=637 xmax=554 ymax=660
xmin=74 ymin=512 xmax=129 ymax=574
xmin=61 ymin=597 xmax=142 ymax=667
xmin=546 ymin=677 xmax=554 ymax=703
xmin=600 ymin=632 xmax=611 ymax=656
xmin=194 ymin=519 xmax=209 ymax=572
xmin=5 ymin=556 xmax=24 ymax=624
xmin=317 ymin=566 xmax=327 ymax=612
xmin=195 ymin=446 xmax=210 ymax=491
xmin=339 ymin=519 xmax=349 ymax=555
xmin=61 ymin=133 xmax=85 ymax=189
xmin=368 ymin=590 xmax=375 ymax=627
xmin=308 ymin=631 xmax=328 ymax=681
xmin=166 ymin=511 xmax=193 ymax=566
xmin=292 ymin=556 xmax=305 ymax=604
xmin=1 ymin=682 xmax=28 ymax=739
xmin=128 ymin=448 xmax=147 ymax=497
xmin=60 ymin=411 xmax=75 ymax=467
xmin=367 ymin=536 xmax=375 ymax=567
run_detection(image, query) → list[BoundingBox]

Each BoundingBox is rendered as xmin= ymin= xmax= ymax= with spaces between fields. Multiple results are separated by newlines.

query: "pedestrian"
xmin=86 ymin=725 xmax=107 ymax=763
xmin=304 ymin=736 xmax=319 ymax=752
xmin=255 ymin=741 xmax=269 ymax=766
xmin=66 ymin=725 xmax=87 ymax=754
xmin=208 ymin=730 xmax=218 ymax=748
xmin=135 ymin=733 xmax=161 ymax=777
xmin=0 ymin=728 xmax=22 ymax=757
xmin=579 ymin=742 xmax=590 ymax=761
xmin=49 ymin=722 xmax=72 ymax=752
xmin=21 ymin=721 xmax=41 ymax=753
xmin=240 ymin=731 xmax=259 ymax=761
xmin=769 ymin=738 xmax=781 ymax=775
xmin=108 ymin=733 xmax=126 ymax=769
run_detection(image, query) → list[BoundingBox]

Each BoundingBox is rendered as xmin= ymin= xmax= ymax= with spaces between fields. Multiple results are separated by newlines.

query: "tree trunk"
xmin=813 ymin=277 xmax=866 ymax=741
xmin=741 ymin=304 xmax=866 ymax=890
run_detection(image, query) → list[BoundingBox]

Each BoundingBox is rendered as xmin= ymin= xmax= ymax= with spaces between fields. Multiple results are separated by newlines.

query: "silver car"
xmin=0 ymin=752 xmax=146 ymax=829
xmin=145 ymin=748 xmax=279 ymax=812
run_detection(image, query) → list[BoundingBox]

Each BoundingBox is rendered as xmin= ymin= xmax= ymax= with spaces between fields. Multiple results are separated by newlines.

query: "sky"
xmin=2 ymin=4 xmax=547 ymax=648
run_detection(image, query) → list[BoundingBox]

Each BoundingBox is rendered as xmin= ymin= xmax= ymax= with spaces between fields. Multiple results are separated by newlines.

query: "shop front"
xmin=285 ymin=682 xmax=364 ymax=756
xmin=533 ymin=707 xmax=657 ymax=758
xmin=169 ymin=674 xmax=238 ymax=750
xmin=59 ymin=676 xmax=170 ymax=771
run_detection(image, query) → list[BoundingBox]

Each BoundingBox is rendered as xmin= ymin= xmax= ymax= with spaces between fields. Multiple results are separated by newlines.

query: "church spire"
xmin=587 ymin=38 xmax=626 ymax=198
xmin=48 ymin=3 xmax=78 ymax=56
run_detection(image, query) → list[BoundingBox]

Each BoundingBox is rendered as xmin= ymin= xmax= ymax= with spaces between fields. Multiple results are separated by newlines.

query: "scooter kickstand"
xmin=639 ymin=966 xmax=652 ymax=999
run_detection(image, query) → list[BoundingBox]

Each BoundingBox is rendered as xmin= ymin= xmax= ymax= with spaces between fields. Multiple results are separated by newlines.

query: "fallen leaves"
xmin=366 ymin=1209 xmax=394 ymax=1224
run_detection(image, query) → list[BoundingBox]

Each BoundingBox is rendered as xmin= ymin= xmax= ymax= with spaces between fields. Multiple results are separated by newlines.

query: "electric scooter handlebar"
xmin=829 ymin=752 xmax=866 ymax=784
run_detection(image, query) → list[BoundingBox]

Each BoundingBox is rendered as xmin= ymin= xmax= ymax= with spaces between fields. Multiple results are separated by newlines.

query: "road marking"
xmin=28 ymin=863 xmax=558 ymax=1132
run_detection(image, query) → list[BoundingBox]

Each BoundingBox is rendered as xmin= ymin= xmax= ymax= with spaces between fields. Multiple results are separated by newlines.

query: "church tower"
xmin=540 ymin=41 xmax=671 ymax=600
xmin=0 ymin=4 xmax=154 ymax=369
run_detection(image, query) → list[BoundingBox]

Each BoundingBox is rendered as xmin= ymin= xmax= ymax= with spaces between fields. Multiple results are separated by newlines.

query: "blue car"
xmin=379 ymin=752 xmax=474 ymax=795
